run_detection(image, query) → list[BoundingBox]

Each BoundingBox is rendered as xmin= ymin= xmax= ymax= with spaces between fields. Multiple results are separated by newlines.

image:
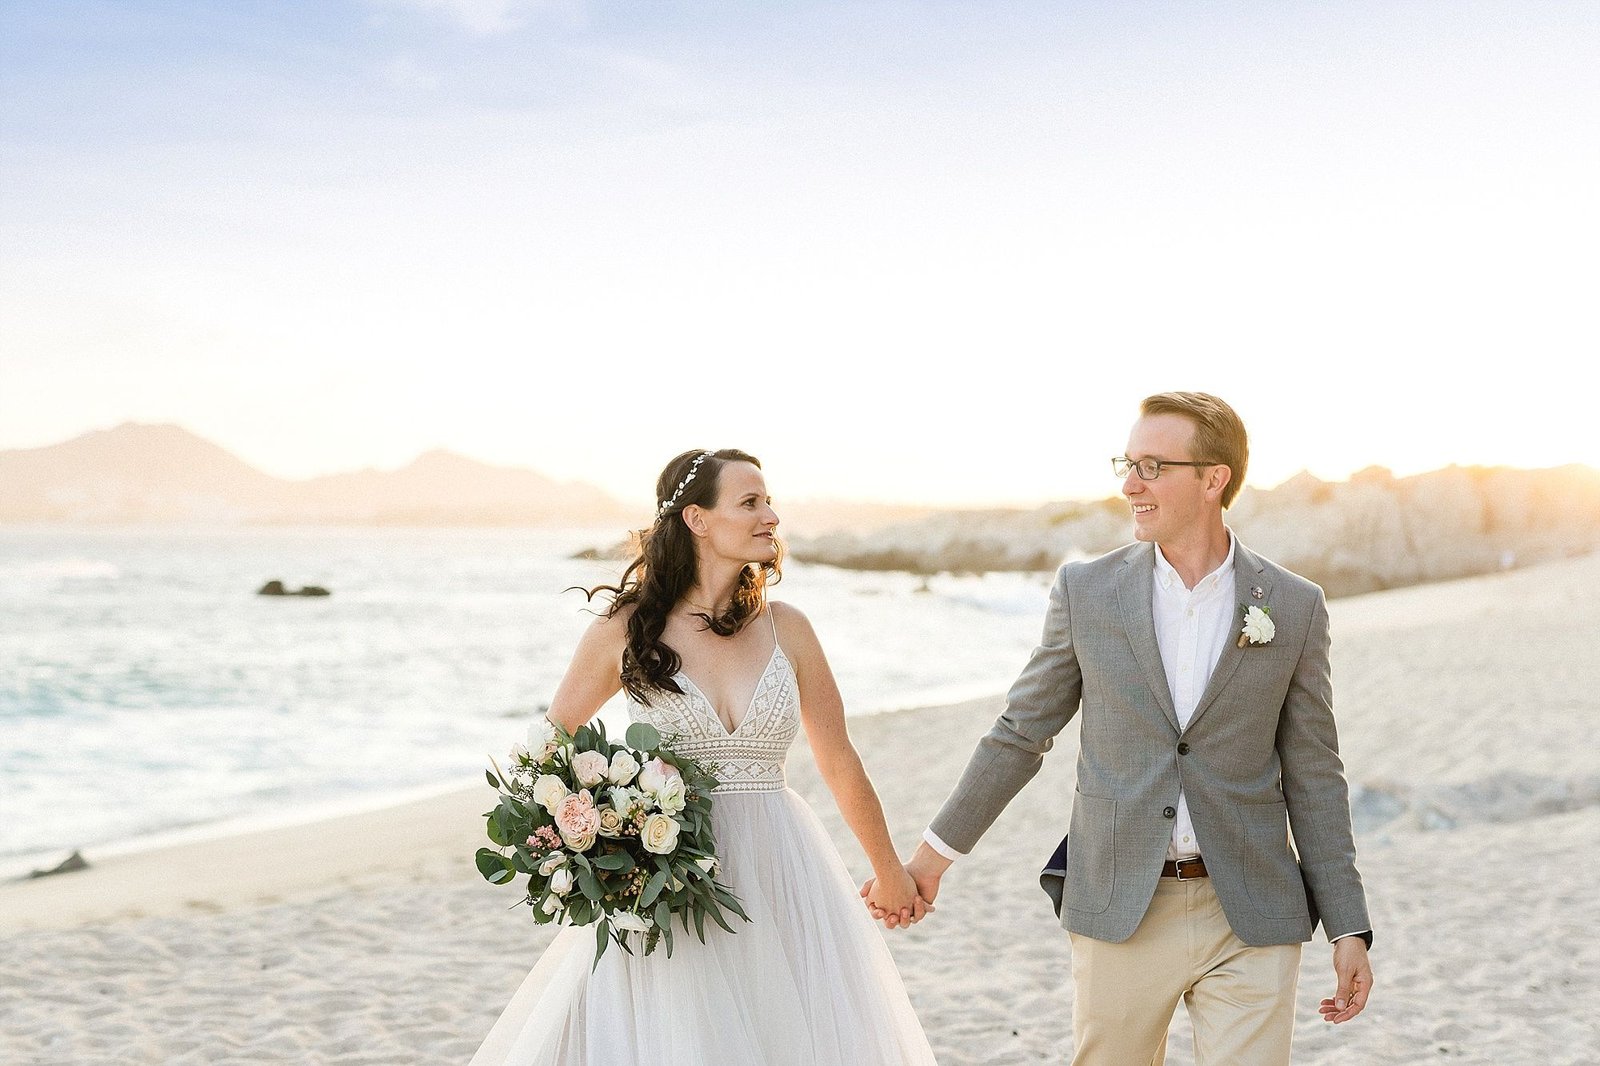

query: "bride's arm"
xmin=777 ymin=603 xmax=925 ymax=923
xmin=544 ymin=610 xmax=628 ymax=734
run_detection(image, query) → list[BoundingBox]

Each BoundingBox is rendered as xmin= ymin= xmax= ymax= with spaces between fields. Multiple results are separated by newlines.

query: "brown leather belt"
xmin=1161 ymin=856 xmax=1208 ymax=880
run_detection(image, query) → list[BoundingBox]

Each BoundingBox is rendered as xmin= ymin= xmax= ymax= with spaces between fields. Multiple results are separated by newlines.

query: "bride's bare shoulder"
xmin=575 ymin=600 xmax=634 ymax=653
xmin=767 ymin=600 xmax=820 ymax=648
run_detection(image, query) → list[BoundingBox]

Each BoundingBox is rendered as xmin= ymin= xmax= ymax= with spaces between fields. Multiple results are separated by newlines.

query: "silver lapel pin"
xmin=1250 ymin=585 xmax=1265 ymax=600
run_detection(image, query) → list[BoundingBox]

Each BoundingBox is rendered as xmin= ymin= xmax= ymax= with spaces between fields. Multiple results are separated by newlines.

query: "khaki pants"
xmin=1068 ymin=877 xmax=1302 ymax=1066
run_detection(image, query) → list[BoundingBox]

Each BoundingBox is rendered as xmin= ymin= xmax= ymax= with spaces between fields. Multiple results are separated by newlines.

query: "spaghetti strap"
xmin=766 ymin=602 xmax=779 ymax=649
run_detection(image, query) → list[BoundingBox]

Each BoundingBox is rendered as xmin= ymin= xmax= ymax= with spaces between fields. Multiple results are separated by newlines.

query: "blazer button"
xmin=1177 ymin=742 xmax=1190 ymax=755
xmin=1162 ymin=806 xmax=1176 ymax=819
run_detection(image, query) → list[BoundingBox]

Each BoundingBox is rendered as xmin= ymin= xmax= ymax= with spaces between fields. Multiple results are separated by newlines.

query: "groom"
xmin=880 ymin=392 xmax=1373 ymax=1064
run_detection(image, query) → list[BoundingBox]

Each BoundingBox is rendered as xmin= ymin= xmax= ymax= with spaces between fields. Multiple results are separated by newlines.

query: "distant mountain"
xmin=0 ymin=423 xmax=641 ymax=527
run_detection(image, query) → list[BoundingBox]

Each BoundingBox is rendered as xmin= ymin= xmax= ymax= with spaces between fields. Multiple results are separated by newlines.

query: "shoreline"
xmin=0 ymin=777 xmax=476 ymax=885
xmin=0 ymin=693 xmax=995 ymax=935
xmin=0 ymin=682 xmax=997 ymax=895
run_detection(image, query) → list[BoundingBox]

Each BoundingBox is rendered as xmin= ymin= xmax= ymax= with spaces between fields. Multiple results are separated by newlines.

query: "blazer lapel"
xmin=1115 ymin=545 xmax=1181 ymax=733
xmin=1185 ymin=540 xmax=1273 ymax=733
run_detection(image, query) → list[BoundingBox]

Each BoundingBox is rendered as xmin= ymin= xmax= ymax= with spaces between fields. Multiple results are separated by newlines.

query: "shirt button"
xmin=1163 ymin=806 xmax=1176 ymax=819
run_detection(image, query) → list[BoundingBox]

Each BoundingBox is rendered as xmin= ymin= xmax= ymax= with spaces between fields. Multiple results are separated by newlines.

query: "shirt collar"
xmin=1153 ymin=530 xmax=1237 ymax=593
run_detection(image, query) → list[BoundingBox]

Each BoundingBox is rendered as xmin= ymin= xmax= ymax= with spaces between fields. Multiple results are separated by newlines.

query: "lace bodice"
xmin=626 ymin=641 xmax=800 ymax=794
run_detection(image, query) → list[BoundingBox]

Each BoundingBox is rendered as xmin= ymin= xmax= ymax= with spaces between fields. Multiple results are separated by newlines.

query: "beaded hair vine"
xmin=657 ymin=451 xmax=715 ymax=519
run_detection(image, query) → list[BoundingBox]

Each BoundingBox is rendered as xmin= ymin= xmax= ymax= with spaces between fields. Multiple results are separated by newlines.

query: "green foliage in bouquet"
xmin=477 ymin=718 xmax=750 ymax=968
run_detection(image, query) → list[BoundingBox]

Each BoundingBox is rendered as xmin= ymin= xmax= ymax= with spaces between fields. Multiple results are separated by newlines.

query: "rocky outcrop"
xmin=789 ymin=465 xmax=1600 ymax=597
xmin=257 ymin=580 xmax=331 ymax=597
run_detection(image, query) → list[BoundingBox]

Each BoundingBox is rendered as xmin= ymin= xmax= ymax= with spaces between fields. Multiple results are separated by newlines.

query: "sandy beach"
xmin=4 ymin=552 xmax=1599 ymax=1065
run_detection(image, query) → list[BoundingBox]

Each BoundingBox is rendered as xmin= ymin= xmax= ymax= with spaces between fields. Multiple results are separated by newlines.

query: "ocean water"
xmin=0 ymin=527 xmax=1054 ymax=867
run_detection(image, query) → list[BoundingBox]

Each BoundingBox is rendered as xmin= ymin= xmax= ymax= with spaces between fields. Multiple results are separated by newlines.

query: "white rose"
xmin=607 ymin=750 xmax=640 ymax=785
xmin=527 ymin=716 xmax=561 ymax=759
xmin=571 ymin=750 xmax=610 ymax=788
xmin=531 ymin=774 xmax=570 ymax=815
xmin=655 ymin=776 xmax=688 ymax=816
xmin=694 ymin=857 xmax=718 ymax=876
xmin=549 ymin=867 xmax=574 ymax=896
xmin=596 ymin=806 xmax=626 ymax=838
xmin=1241 ymin=606 xmax=1275 ymax=645
xmin=611 ymin=910 xmax=651 ymax=933
xmin=637 ymin=757 xmax=681 ymax=796
xmin=537 ymin=853 xmax=566 ymax=877
xmin=540 ymin=893 xmax=563 ymax=916
xmin=640 ymin=813 xmax=682 ymax=855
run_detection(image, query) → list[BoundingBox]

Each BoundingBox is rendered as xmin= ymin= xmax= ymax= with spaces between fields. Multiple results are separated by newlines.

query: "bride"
xmin=469 ymin=448 xmax=938 ymax=1066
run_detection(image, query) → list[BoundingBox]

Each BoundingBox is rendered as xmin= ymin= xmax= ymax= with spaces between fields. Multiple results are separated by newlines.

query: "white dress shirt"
xmin=1151 ymin=535 xmax=1236 ymax=860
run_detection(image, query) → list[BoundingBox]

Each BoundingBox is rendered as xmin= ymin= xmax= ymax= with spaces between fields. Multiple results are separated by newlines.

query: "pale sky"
xmin=2 ymin=1 xmax=1596 ymax=507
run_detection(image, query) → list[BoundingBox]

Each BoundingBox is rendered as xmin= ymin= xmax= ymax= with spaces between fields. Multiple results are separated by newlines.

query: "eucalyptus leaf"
xmin=640 ymin=869 xmax=670 ymax=908
xmin=475 ymin=848 xmax=515 ymax=884
xmin=625 ymin=722 xmax=662 ymax=751
xmin=707 ymin=904 xmax=738 ymax=935
xmin=485 ymin=816 xmax=511 ymax=847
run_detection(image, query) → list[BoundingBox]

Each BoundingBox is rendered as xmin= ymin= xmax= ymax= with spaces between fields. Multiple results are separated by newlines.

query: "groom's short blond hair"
xmin=1139 ymin=392 xmax=1250 ymax=509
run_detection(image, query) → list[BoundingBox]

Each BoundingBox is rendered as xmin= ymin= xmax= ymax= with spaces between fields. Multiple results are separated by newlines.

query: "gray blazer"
xmin=929 ymin=540 xmax=1371 ymax=946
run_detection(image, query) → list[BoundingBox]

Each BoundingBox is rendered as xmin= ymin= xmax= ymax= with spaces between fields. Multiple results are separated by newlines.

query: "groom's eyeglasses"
xmin=1112 ymin=456 xmax=1218 ymax=481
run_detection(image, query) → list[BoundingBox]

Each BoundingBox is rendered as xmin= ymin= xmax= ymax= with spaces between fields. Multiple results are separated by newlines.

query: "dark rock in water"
xmin=28 ymin=850 xmax=89 ymax=879
xmin=257 ymin=580 xmax=331 ymax=597
xmin=570 ymin=547 xmax=603 ymax=561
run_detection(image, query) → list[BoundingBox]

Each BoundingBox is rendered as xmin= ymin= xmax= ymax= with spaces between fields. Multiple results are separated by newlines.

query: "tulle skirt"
xmin=468 ymin=787 xmax=937 ymax=1066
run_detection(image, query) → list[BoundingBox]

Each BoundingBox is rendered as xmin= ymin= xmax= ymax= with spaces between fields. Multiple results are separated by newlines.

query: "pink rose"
xmin=637 ymin=757 xmax=682 ymax=796
xmin=571 ymin=750 xmax=610 ymax=788
xmin=555 ymin=789 xmax=601 ymax=851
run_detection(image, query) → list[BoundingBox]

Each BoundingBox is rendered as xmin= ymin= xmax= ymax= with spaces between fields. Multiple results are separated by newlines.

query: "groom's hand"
xmin=1319 ymin=937 xmax=1373 ymax=1023
xmin=876 ymin=842 xmax=952 ymax=928
xmin=905 ymin=843 xmax=948 ymax=910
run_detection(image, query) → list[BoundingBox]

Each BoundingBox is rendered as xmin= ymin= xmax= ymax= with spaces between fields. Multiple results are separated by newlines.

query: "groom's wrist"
xmin=920 ymin=828 xmax=964 ymax=863
xmin=911 ymin=839 xmax=955 ymax=876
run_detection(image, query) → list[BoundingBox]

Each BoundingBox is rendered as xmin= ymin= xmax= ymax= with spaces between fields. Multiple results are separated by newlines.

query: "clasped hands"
xmin=859 ymin=849 xmax=945 ymax=930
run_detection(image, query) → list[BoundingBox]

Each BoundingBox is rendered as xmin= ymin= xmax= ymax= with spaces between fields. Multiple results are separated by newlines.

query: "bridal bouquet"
xmin=476 ymin=717 xmax=749 ymax=967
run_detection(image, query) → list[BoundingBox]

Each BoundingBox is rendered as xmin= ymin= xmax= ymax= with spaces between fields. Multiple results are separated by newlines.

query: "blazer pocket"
xmin=1065 ymin=790 xmax=1116 ymax=915
xmin=1238 ymin=801 xmax=1311 ymax=920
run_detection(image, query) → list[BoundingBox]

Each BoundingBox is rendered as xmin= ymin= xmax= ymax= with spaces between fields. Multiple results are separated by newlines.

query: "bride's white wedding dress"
xmin=468 ymin=613 xmax=937 ymax=1066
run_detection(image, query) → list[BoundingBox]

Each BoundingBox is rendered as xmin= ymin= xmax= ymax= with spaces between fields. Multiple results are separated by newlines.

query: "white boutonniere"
xmin=1237 ymin=604 xmax=1275 ymax=648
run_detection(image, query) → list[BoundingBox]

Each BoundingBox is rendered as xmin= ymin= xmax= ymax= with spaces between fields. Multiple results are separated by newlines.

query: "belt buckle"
xmin=1173 ymin=857 xmax=1203 ymax=881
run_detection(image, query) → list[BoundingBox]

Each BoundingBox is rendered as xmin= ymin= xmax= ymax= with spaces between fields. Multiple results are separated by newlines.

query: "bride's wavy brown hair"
xmin=580 ymin=448 xmax=783 ymax=703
